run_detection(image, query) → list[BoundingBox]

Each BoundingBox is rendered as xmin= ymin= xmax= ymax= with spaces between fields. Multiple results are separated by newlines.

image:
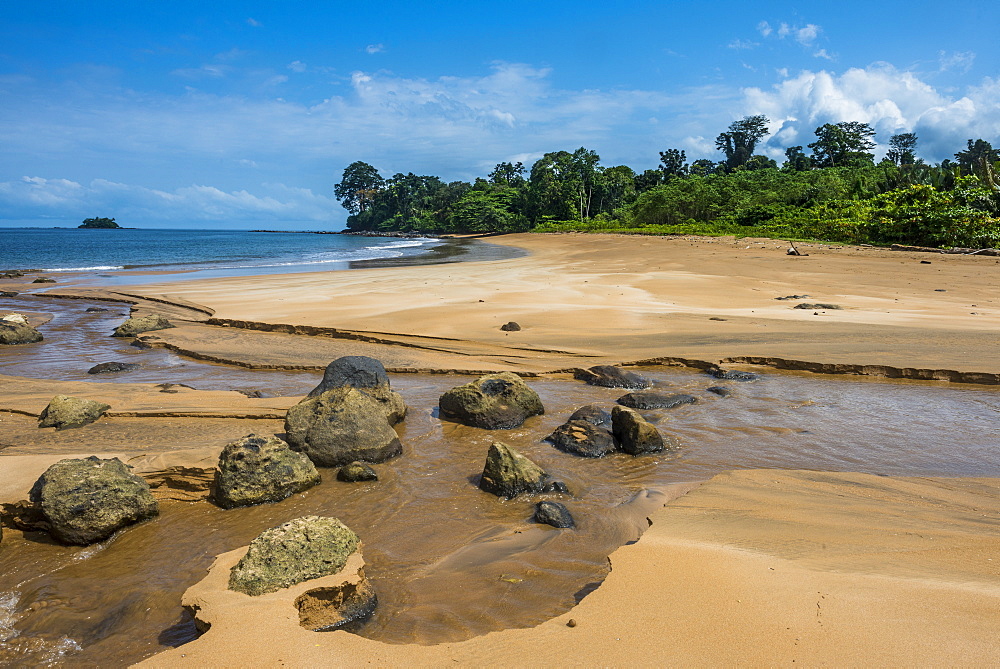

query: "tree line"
xmin=334 ymin=118 xmax=1000 ymax=248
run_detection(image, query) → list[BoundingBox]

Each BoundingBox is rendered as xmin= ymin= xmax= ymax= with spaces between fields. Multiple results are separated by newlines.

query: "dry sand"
xmin=3 ymin=233 xmax=1000 ymax=665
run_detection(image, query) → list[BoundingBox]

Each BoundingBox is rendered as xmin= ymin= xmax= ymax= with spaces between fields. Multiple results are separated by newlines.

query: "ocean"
xmin=0 ymin=228 xmax=447 ymax=282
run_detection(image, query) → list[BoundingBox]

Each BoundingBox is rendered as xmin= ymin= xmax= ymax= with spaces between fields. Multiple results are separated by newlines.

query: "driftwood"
xmin=890 ymin=244 xmax=1000 ymax=256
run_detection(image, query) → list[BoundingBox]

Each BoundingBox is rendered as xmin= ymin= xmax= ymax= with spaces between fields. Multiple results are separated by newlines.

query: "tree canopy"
xmin=79 ymin=217 xmax=120 ymax=229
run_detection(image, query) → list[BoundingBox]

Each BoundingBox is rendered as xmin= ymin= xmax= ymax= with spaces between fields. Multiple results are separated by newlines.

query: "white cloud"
xmin=728 ymin=39 xmax=759 ymax=50
xmin=365 ymin=44 xmax=385 ymax=54
xmin=287 ymin=60 xmax=307 ymax=73
xmin=756 ymin=21 xmax=772 ymax=37
xmin=795 ymin=24 xmax=820 ymax=46
xmin=759 ymin=21 xmax=823 ymax=48
xmin=938 ymin=50 xmax=975 ymax=73
xmin=742 ymin=65 xmax=1000 ymax=160
xmin=813 ymin=49 xmax=834 ymax=61
xmin=246 ymin=18 xmax=261 ymax=27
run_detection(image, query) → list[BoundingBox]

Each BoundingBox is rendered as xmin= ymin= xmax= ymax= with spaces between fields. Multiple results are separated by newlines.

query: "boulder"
xmin=295 ymin=577 xmax=378 ymax=632
xmin=337 ymin=462 xmax=378 ymax=482
xmin=0 ymin=319 xmax=42 ymax=345
xmin=307 ymin=356 xmax=406 ymax=425
xmin=1 ymin=313 xmax=28 ymax=325
xmin=111 ymin=313 xmax=175 ymax=337
xmin=228 ymin=516 xmax=360 ymax=596
xmin=38 ymin=395 xmax=110 ymax=429
xmin=793 ymin=303 xmax=841 ymax=310
xmin=534 ymin=501 xmax=575 ymax=528
xmin=545 ymin=420 xmax=617 ymax=458
xmin=707 ymin=386 xmax=732 ymax=397
xmin=285 ymin=387 xmax=402 ymax=467
xmin=617 ymin=391 xmax=697 ymax=410
xmin=706 ymin=367 xmax=760 ymax=382
xmin=32 ymin=277 xmax=56 ymax=283
xmin=567 ymin=404 xmax=613 ymax=428
xmin=500 ymin=321 xmax=521 ymax=331
xmin=0 ymin=291 xmax=19 ymax=297
xmin=85 ymin=307 xmax=110 ymax=313
xmin=612 ymin=406 xmax=674 ymax=455
xmin=439 ymin=372 xmax=544 ymax=429
xmin=573 ymin=365 xmax=651 ymax=389
xmin=479 ymin=442 xmax=567 ymax=499
xmin=29 ymin=456 xmax=159 ymax=545
xmin=212 ymin=434 xmax=321 ymax=509
xmin=87 ymin=361 xmax=141 ymax=374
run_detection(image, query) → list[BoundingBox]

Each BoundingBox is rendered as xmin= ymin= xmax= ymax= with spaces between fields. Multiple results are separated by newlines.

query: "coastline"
xmin=2 ymin=232 xmax=1000 ymax=665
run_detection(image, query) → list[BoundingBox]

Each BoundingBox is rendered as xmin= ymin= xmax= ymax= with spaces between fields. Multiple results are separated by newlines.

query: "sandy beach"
xmin=2 ymin=232 xmax=999 ymax=665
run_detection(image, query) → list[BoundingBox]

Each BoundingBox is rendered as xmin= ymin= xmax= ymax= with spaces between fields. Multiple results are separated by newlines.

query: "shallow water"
xmin=1 ymin=297 xmax=999 ymax=666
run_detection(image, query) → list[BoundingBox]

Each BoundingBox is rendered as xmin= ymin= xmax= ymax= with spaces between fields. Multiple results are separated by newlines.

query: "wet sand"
xmin=2 ymin=233 xmax=1000 ymax=665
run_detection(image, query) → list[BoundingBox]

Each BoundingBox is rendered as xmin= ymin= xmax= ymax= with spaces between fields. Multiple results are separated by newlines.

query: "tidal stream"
xmin=1 ymin=295 xmax=999 ymax=666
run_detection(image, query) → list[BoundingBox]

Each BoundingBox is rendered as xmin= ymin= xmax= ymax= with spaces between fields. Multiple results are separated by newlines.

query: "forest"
xmin=334 ymin=118 xmax=1000 ymax=248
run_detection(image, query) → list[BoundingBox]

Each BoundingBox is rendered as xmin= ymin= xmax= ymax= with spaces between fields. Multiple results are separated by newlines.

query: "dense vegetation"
xmin=78 ymin=217 xmax=121 ymax=229
xmin=334 ymin=120 xmax=1000 ymax=248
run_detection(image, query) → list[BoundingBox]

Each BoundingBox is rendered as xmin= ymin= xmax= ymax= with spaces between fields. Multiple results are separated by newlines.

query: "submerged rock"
xmin=87 ymin=361 xmax=140 ymax=374
xmin=29 ymin=456 xmax=158 ymax=545
xmin=534 ymin=501 xmax=575 ymax=528
xmin=212 ymin=434 xmax=321 ymax=509
xmin=85 ymin=307 xmax=110 ymax=313
xmin=439 ymin=372 xmax=544 ymax=429
xmin=38 ymin=395 xmax=110 ymax=429
xmin=228 ymin=516 xmax=360 ymax=596
xmin=706 ymin=386 xmax=732 ymax=397
xmin=612 ymin=406 xmax=674 ymax=455
xmin=0 ymin=291 xmax=19 ymax=297
xmin=617 ymin=391 xmax=697 ymax=410
xmin=337 ymin=462 xmax=378 ymax=482
xmin=479 ymin=441 xmax=567 ymax=499
xmin=307 ymin=356 xmax=406 ymax=425
xmin=545 ymin=420 xmax=617 ymax=458
xmin=793 ymin=303 xmax=841 ymax=310
xmin=706 ymin=367 xmax=760 ymax=382
xmin=31 ymin=277 xmax=56 ymax=284
xmin=568 ymin=404 xmax=613 ymax=428
xmin=285 ymin=387 xmax=402 ymax=467
xmin=111 ymin=313 xmax=175 ymax=337
xmin=0 ymin=318 xmax=42 ymax=345
xmin=574 ymin=365 xmax=651 ymax=389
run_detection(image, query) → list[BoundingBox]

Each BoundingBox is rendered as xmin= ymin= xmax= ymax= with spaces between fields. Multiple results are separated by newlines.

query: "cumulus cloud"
xmin=742 ymin=65 xmax=1000 ymax=160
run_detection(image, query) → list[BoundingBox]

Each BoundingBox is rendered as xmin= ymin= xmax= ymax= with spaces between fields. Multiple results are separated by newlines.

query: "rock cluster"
xmin=479 ymin=442 xmax=567 ymax=499
xmin=112 ymin=313 xmax=175 ymax=337
xmin=29 ymin=456 xmax=159 ymax=545
xmin=546 ymin=404 xmax=677 ymax=457
xmin=212 ymin=434 xmax=321 ymax=509
xmin=439 ymin=372 xmax=544 ymax=429
xmin=38 ymin=395 xmax=110 ymax=429
xmin=228 ymin=516 xmax=360 ymax=596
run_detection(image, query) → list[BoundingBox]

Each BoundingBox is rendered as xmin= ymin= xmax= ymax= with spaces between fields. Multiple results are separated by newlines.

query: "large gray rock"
xmin=38 ymin=395 xmax=110 ymax=429
xmin=111 ymin=313 xmax=175 ymax=337
xmin=0 ymin=316 xmax=42 ymax=345
xmin=212 ymin=434 xmax=321 ymax=509
xmin=545 ymin=420 xmax=618 ymax=458
xmin=228 ymin=516 xmax=360 ymax=596
xmin=285 ymin=387 xmax=402 ymax=467
xmin=29 ymin=456 xmax=159 ymax=545
xmin=439 ymin=372 xmax=544 ymax=429
xmin=307 ymin=356 xmax=406 ymax=425
xmin=617 ymin=391 xmax=697 ymax=410
xmin=611 ymin=406 xmax=674 ymax=455
xmin=479 ymin=442 xmax=567 ymax=499
xmin=706 ymin=367 xmax=760 ymax=382
xmin=573 ymin=365 xmax=651 ymax=389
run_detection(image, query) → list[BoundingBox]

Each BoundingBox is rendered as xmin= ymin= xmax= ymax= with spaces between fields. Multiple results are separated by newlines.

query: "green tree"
xmin=334 ymin=161 xmax=385 ymax=214
xmin=886 ymin=133 xmax=918 ymax=166
xmin=954 ymin=139 xmax=1000 ymax=172
xmin=527 ymin=147 xmax=601 ymax=221
xmin=715 ymin=115 xmax=771 ymax=170
xmin=658 ymin=148 xmax=689 ymax=178
xmin=808 ymin=122 xmax=876 ymax=168
xmin=783 ymin=146 xmax=812 ymax=171
xmin=79 ymin=217 xmax=120 ymax=229
xmin=488 ymin=161 xmax=526 ymax=187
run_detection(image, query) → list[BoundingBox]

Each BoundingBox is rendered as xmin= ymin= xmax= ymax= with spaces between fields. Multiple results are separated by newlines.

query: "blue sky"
xmin=1 ymin=1 xmax=997 ymax=229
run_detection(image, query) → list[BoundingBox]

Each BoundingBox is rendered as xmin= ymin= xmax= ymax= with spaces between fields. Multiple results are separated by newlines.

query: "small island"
xmin=79 ymin=217 xmax=121 ymax=229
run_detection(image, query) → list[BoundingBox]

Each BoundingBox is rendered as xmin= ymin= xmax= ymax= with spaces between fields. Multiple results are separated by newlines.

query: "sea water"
xmin=0 ymin=228 xmax=443 ymax=280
